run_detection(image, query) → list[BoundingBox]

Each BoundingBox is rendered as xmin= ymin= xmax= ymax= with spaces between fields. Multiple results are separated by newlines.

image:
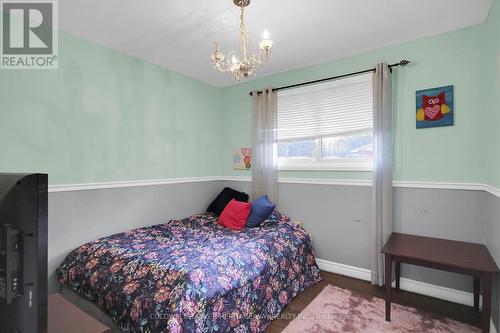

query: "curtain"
xmin=251 ymin=87 xmax=278 ymax=203
xmin=371 ymin=63 xmax=394 ymax=286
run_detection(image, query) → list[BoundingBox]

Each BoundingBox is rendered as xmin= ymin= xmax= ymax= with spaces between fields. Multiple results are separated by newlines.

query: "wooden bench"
xmin=382 ymin=233 xmax=499 ymax=333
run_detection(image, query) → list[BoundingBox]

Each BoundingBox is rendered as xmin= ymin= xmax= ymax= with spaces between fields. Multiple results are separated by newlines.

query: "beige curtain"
xmin=371 ymin=63 xmax=394 ymax=286
xmin=251 ymin=88 xmax=278 ymax=203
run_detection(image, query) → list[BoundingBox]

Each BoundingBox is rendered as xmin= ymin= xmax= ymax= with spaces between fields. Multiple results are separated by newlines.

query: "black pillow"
xmin=207 ymin=187 xmax=249 ymax=215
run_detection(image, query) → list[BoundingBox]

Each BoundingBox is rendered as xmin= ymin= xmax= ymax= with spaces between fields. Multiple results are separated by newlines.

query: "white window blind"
xmin=277 ymin=73 xmax=373 ymax=141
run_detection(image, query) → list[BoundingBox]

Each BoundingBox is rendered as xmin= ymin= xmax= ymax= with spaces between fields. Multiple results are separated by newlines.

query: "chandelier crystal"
xmin=210 ymin=0 xmax=274 ymax=81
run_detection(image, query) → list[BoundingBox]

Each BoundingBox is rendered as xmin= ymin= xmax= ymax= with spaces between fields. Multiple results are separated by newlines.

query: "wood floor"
xmin=266 ymin=271 xmax=481 ymax=332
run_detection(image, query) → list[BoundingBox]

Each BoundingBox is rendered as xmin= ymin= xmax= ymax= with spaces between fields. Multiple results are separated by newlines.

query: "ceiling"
xmin=59 ymin=0 xmax=492 ymax=87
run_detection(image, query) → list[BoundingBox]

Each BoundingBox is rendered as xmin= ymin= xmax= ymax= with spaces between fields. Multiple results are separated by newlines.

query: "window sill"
xmin=279 ymin=165 xmax=373 ymax=172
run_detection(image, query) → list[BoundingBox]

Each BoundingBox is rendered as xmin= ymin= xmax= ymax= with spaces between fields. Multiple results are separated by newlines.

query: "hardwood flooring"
xmin=266 ymin=271 xmax=480 ymax=332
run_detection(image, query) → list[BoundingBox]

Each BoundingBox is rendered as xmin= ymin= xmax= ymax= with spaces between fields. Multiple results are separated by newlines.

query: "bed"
xmin=56 ymin=211 xmax=322 ymax=333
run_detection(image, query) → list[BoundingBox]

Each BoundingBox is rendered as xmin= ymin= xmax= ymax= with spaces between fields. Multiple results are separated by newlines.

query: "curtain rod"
xmin=248 ymin=60 xmax=410 ymax=96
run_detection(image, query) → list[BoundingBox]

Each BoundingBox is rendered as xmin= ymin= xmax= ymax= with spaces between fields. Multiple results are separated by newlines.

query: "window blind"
xmin=277 ymin=73 xmax=373 ymax=141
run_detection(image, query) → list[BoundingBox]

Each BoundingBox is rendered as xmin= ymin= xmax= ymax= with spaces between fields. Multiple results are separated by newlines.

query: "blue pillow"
xmin=246 ymin=195 xmax=276 ymax=228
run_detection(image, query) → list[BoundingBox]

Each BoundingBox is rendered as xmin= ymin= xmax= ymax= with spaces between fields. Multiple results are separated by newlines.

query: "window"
xmin=277 ymin=73 xmax=373 ymax=171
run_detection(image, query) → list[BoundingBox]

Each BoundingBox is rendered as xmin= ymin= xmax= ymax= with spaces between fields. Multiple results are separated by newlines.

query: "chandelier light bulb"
xmin=259 ymin=39 xmax=273 ymax=51
xmin=210 ymin=42 xmax=225 ymax=63
xmin=262 ymin=29 xmax=270 ymax=40
xmin=259 ymin=29 xmax=273 ymax=50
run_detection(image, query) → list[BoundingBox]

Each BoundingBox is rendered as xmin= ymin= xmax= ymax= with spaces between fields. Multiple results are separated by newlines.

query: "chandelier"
xmin=210 ymin=0 xmax=274 ymax=81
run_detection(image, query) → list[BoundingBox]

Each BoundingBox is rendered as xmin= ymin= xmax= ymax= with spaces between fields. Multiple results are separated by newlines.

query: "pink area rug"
xmin=282 ymin=285 xmax=480 ymax=333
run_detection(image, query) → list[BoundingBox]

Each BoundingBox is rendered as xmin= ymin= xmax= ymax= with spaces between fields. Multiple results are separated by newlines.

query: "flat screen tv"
xmin=0 ymin=173 xmax=48 ymax=333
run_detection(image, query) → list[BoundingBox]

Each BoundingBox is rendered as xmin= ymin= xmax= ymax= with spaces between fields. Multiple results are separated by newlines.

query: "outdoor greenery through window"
xmin=277 ymin=73 xmax=373 ymax=171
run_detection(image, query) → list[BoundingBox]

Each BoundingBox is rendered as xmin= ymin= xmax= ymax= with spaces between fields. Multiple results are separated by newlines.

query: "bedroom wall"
xmin=0 ymin=29 xmax=226 ymax=292
xmin=220 ymin=21 xmax=487 ymax=183
xmin=482 ymin=1 xmax=500 ymax=329
xmin=482 ymin=0 xmax=500 ymax=190
xmin=0 ymin=31 xmax=223 ymax=186
xmin=484 ymin=192 xmax=500 ymax=329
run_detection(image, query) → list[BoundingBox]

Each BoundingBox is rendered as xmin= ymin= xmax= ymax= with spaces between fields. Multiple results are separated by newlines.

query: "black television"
xmin=0 ymin=174 xmax=48 ymax=333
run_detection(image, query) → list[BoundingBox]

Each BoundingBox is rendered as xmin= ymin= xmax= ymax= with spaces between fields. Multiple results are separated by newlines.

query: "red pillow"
xmin=219 ymin=199 xmax=252 ymax=231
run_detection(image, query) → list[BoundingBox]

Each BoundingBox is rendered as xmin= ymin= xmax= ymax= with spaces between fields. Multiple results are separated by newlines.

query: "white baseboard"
xmin=316 ymin=258 xmax=475 ymax=305
xmin=492 ymin=319 xmax=498 ymax=333
xmin=397 ymin=277 xmax=481 ymax=308
xmin=316 ymin=259 xmax=372 ymax=281
xmin=316 ymin=258 xmax=498 ymax=332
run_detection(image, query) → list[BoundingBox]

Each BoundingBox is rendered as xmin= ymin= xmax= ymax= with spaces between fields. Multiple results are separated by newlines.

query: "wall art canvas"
xmin=416 ymin=85 xmax=454 ymax=129
xmin=233 ymin=148 xmax=252 ymax=170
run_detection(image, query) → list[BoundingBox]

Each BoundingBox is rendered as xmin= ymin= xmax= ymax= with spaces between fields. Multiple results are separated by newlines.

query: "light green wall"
xmin=1 ymin=6 xmax=498 ymax=187
xmin=221 ymin=18 xmax=493 ymax=184
xmin=0 ymin=32 xmax=222 ymax=185
xmin=483 ymin=0 xmax=500 ymax=188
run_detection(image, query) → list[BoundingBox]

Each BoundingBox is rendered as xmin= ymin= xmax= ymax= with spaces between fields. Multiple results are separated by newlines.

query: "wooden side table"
xmin=48 ymin=293 xmax=111 ymax=333
xmin=382 ymin=233 xmax=499 ymax=333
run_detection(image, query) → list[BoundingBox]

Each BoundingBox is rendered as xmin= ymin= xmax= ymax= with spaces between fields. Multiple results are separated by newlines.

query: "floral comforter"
xmin=57 ymin=211 xmax=321 ymax=333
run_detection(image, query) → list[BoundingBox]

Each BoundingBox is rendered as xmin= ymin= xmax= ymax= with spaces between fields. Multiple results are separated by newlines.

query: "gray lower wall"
xmin=484 ymin=191 xmax=500 ymax=330
xmin=394 ymin=187 xmax=485 ymax=292
xmin=48 ymin=181 xmax=222 ymax=292
xmin=221 ymin=180 xmax=487 ymax=293
xmin=48 ymin=179 xmax=499 ymax=328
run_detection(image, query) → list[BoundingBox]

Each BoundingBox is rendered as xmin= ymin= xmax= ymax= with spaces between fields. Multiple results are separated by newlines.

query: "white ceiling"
xmin=59 ymin=0 xmax=492 ymax=87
